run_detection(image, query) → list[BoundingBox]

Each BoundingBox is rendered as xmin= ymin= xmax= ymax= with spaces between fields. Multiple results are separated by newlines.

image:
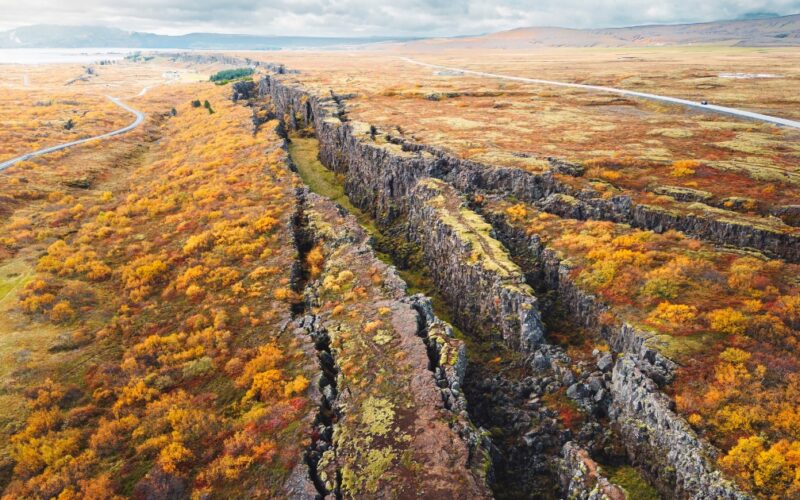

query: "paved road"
xmin=0 ymin=95 xmax=145 ymax=173
xmin=401 ymin=57 xmax=800 ymax=130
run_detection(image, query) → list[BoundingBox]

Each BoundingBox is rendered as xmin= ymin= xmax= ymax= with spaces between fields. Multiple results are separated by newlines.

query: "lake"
xmin=0 ymin=48 xmax=174 ymax=64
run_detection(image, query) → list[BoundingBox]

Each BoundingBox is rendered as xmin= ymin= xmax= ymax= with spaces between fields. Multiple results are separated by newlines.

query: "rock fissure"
xmin=479 ymin=206 xmax=748 ymax=498
xmin=289 ymin=186 xmax=343 ymax=499
xmin=295 ymin=190 xmax=492 ymax=497
xmin=258 ymin=79 xmax=621 ymax=498
xmin=254 ymin=71 xmax=746 ymax=498
xmin=260 ymin=74 xmax=799 ymax=263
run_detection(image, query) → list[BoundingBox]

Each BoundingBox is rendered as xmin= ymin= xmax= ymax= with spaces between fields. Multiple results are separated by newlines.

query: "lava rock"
xmin=597 ymin=353 xmax=614 ymax=372
xmin=566 ymin=383 xmax=589 ymax=400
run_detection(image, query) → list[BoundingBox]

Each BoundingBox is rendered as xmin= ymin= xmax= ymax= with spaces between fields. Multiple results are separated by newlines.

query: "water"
xmin=0 ymin=48 xmax=172 ymax=65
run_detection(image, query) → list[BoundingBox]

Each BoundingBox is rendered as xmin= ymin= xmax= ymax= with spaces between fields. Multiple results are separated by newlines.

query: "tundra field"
xmin=0 ymin=45 xmax=799 ymax=499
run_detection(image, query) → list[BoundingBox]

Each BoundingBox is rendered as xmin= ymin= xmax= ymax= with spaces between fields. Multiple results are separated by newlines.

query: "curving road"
xmin=401 ymin=57 xmax=800 ymax=130
xmin=0 ymin=96 xmax=145 ymax=173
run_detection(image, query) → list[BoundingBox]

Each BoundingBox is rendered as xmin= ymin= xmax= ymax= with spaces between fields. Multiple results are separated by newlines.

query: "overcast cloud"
xmin=0 ymin=0 xmax=798 ymax=36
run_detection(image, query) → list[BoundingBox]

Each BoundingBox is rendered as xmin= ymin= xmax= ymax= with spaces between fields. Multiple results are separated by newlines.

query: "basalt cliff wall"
xmin=256 ymin=74 xmax=747 ymax=498
xmin=259 ymin=76 xmax=799 ymax=263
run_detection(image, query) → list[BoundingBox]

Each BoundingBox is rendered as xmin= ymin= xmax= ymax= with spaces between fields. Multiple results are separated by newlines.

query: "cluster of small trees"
xmin=676 ymin=347 xmax=800 ymax=496
xmin=209 ymin=68 xmax=255 ymax=84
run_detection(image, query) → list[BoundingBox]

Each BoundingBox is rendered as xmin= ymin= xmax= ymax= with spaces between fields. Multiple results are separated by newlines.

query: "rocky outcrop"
xmin=559 ymin=442 xmax=626 ymax=500
xmin=231 ymin=80 xmax=256 ymax=102
xmin=259 ymin=73 xmax=800 ymax=262
xmin=629 ymin=202 xmax=797 ymax=262
xmin=297 ymin=190 xmax=491 ymax=498
xmin=165 ymin=52 xmax=253 ymax=66
xmin=651 ymin=185 xmax=713 ymax=203
xmin=409 ymin=295 xmax=470 ymax=412
xmin=547 ymin=157 xmax=585 ymax=177
xmin=610 ymin=357 xmax=747 ymax=499
xmin=257 ymin=71 xmax=747 ymax=499
xmin=772 ymin=204 xmax=800 ymax=227
xmin=165 ymin=52 xmax=290 ymax=74
xmin=407 ymin=178 xmax=545 ymax=352
xmin=485 ymin=210 xmax=676 ymax=385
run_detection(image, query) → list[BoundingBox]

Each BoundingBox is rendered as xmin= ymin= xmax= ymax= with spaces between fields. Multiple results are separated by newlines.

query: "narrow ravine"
xmin=286 ymin=131 xmax=530 ymax=492
xmin=288 ymin=187 xmax=342 ymax=498
xmin=255 ymin=70 xmax=747 ymax=499
xmin=288 ymin=131 xmax=443 ymax=309
xmin=284 ymin=129 xmax=659 ymax=498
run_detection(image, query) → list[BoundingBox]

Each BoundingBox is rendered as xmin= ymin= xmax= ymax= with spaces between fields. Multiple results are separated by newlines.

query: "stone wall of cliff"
xmin=259 ymin=75 xmax=799 ymax=263
xmin=255 ymin=73 xmax=747 ymax=499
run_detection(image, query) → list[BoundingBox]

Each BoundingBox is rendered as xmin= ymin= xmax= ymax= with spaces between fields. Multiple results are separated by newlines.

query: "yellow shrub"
xmin=599 ymin=169 xmax=622 ymax=181
xmin=505 ymin=203 xmax=528 ymax=222
xmin=671 ymin=160 xmax=700 ymax=177
xmin=284 ymin=375 xmax=310 ymax=397
xmin=708 ymin=308 xmax=749 ymax=335
xmin=306 ymin=245 xmax=325 ymax=278
xmin=49 ymin=301 xmax=75 ymax=323
xmin=648 ymin=302 xmax=698 ymax=327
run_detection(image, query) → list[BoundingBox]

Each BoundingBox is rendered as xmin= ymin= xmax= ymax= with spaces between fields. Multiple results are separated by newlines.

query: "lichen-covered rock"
xmin=407 ymin=178 xmax=545 ymax=352
xmin=609 ymin=357 xmax=748 ymax=499
xmin=409 ymin=294 xmax=469 ymax=411
xmin=299 ymin=191 xmax=491 ymax=498
xmin=559 ymin=442 xmax=626 ymax=500
xmin=547 ymin=157 xmax=586 ymax=177
xmin=652 ymin=185 xmax=713 ymax=203
xmin=719 ymin=196 xmax=757 ymax=211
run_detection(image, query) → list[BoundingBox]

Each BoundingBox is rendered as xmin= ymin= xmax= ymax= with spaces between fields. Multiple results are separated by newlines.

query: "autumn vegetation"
xmin=496 ymin=198 xmax=800 ymax=496
xmin=255 ymin=49 xmax=800 ymax=234
xmin=0 ymin=90 xmax=131 ymax=164
xmin=1 ymin=46 xmax=798 ymax=499
xmin=1 ymin=83 xmax=314 ymax=497
xmin=0 ymin=61 xmax=200 ymax=164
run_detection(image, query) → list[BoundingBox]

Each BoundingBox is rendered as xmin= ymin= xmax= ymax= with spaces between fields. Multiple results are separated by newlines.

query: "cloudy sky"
xmin=0 ymin=0 xmax=798 ymax=36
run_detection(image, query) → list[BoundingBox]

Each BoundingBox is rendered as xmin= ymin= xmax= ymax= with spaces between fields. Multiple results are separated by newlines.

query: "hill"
xmin=4 ymin=15 xmax=799 ymax=51
xmin=408 ymin=13 xmax=800 ymax=49
xmin=0 ymin=25 xmax=413 ymax=49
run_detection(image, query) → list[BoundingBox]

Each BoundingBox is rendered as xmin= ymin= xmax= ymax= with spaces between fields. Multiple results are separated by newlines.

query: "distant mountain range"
xmin=2 ymin=14 xmax=799 ymax=50
xmin=410 ymin=13 xmax=800 ymax=49
xmin=0 ymin=25 xmax=415 ymax=49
